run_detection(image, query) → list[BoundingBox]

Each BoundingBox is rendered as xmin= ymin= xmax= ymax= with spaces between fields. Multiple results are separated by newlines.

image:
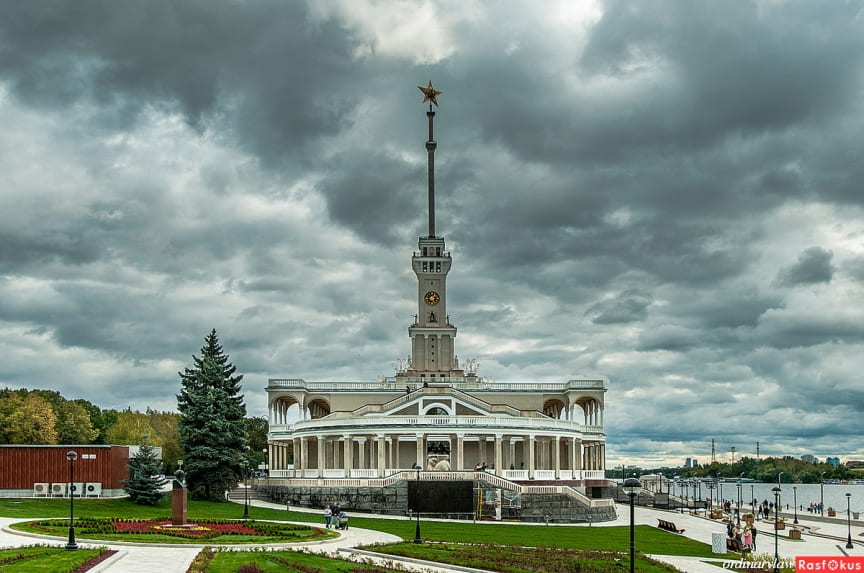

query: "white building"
xmin=263 ymin=85 xmax=613 ymax=520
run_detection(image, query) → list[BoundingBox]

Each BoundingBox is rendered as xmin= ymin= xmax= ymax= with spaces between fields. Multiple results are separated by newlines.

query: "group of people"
xmin=727 ymin=519 xmax=757 ymax=550
xmin=323 ymin=503 xmax=349 ymax=530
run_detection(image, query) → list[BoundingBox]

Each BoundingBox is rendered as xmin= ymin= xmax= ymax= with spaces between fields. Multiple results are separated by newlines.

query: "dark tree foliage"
xmin=177 ymin=329 xmax=247 ymax=501
xmin=122 ymin=439 xmax=167 ymax=505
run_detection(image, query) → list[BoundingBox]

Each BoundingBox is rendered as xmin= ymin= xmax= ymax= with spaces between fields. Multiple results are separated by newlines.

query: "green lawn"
xmin=0 ymin=497 xmax=715 ymax=560
xmin=369 ymin=542 xmax=681 ymax=573
xmin=0 ymin=545 xmax=108 ymax=572
xmin=191 ymin=547 xmax=407 ymax=572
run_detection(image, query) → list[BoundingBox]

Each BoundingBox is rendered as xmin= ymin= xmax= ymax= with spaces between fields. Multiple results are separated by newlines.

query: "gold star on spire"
xmin=418 ymin=81 xmax=442 ymax=106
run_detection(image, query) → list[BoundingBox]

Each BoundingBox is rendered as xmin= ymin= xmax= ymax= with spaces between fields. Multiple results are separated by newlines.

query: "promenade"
xmin=0 ymin=497 xmax=861 ymax=572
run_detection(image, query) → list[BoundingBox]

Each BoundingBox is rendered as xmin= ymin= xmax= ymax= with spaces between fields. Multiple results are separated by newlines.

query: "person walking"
xmin=324 ymin=505 xmax=332 ymax=528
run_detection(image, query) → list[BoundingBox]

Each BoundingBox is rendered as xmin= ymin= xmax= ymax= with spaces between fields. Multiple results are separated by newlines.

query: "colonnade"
xmin=269 ymin=432 xmax=605 ymax=479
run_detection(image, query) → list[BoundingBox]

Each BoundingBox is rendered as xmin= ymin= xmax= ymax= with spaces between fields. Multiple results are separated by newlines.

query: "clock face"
xmin=424 ymin=291 xmax=441 ymax=306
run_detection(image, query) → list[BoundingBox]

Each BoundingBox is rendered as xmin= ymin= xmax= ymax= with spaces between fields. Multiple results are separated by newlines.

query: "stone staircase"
xmin=226 ymin=484 xmax=263 ymax=502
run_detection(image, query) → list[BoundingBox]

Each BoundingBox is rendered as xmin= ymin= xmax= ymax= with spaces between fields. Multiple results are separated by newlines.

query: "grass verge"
xmin=0 ymin=544 xmax=108 ymax=572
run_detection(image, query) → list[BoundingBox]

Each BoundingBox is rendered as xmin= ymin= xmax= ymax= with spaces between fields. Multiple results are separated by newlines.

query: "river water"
xmin=669 ymin=482 xmax=864 ymax=514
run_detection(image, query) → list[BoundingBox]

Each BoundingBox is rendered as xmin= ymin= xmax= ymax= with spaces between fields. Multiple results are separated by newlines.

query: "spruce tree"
xmin=177 ymin=329 xmax=248 ymax=501
xmin=123 ymin=438 xmax=167 ymax=505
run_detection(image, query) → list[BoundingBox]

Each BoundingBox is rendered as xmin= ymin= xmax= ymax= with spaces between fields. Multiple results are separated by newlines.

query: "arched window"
xmin=426 ymin=406 xmax=448 ymax=416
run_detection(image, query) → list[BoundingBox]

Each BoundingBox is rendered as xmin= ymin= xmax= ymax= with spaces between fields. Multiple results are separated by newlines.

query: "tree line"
xmin=613 ymin=456 xmax=858 ymax=483
xmin=0 ymin=335 xmax=268 ymax=477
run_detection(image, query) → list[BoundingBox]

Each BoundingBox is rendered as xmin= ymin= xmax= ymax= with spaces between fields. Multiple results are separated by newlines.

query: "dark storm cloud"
xmin=0 ymin=0 xmax=863 ymax=465
xmin=0 ymin=1 xmax=359 ymax=162
xmin=585 ymin=289 xmax=651 ymax=324
xmin=774 ymin=247 xmax=835 ymax=287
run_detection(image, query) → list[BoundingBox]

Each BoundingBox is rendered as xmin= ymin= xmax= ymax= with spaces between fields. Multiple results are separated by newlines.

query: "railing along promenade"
xmin=261 ymin=469 xmax=613 ymax=509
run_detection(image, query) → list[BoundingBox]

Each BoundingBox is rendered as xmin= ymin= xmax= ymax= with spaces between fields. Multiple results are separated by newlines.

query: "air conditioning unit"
xmin=84 ymin=482 xmax=102 ymax=497
xmin=50 ymin=483 xmax=67 ymax=497
xmin=33 ymin=483 xmax=49 ymax=497
xmin=69 ymin=482 xmax=84 ymax=497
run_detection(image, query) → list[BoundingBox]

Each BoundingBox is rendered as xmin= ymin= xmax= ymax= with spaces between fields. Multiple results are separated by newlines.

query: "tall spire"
xmin=418 ymin=81 xmax=442 ymax=237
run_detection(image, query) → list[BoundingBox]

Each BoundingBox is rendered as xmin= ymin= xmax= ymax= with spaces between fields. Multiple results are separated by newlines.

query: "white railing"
xmin=268 ymin=378 xmax=606 ymax=392
xmin=583 ymin=470 xmax=606 ymax=480
xmin=560 ymin=470 xmax=573 ymax=480
xmin=502 ymin=470 xmax=528 ymax=480
xmin=288 ymin=415 xmax=599 ymax=433
xmin=534 ymin=470 xmax=556 ymax=480
xmin=350 ymin=469 xmax=378 ymax=478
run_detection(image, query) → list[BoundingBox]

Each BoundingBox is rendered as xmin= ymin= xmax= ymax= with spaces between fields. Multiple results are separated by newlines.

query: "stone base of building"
xmin=257 ymin=480 xmax=616 ymax=523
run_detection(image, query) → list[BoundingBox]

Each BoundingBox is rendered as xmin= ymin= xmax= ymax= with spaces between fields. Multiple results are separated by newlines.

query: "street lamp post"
xmin=242 ymin=460 xmax=250 ymax=520
xmin=820 ymin=472 xmax=826 ymax=516
xmin=707 ymin=479 xmax=714 ymax=512
xmin=772 ymin=486 xmax=781 ymax=573
xmin=623 ymin=477 xmax=642 ymax=573
xmin=751 ymin=484 xmax=755 ymax=514
xmin=737 ymin=473 xmax=744 ymax=525
xmin=846 ymin=493 xmax=853 ymax=550
xmin=65 ymin=450 xmax=79 ymax=551
xmin=793 ymin=486 xmax=799 ymax=524
xmin=413 ymin=465 xmax=423 ymax=543
xmin=262 ymin=448 xmax=268 ymax=478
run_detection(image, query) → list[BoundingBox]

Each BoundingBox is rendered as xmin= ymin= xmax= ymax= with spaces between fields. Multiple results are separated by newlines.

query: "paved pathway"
xmin=1 ymin=499 xmax=861 ymax=572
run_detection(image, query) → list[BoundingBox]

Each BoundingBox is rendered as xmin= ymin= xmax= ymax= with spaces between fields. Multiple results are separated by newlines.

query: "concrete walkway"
xmin=1 ymin=499 xmax=861 ymax=572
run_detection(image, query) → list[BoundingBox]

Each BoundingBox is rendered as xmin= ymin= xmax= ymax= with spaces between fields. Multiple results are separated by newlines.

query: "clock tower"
xmin=407 ymin=83 xmax=462 ymax=379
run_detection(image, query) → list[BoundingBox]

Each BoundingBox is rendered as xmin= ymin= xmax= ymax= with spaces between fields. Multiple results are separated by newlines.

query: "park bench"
xmin=726 ymin=538 xmax=752 ymax=553
xmin=657 ymin=519 xmax=685 ymax=533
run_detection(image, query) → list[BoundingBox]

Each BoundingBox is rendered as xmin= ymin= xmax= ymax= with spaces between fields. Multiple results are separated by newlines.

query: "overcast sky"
xmin=1 ymin=0 xmax=863 ymax=467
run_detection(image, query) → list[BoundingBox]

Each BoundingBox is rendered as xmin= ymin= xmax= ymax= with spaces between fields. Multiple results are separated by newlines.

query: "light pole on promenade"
xmin=772 ymin=486 xmax=781 ymax=573
xmin=846 ymin=493 xmax=853 ymax=550
xmin=820 ymin=472 xmax=826 ymax=516
xmin=737 ymin=473 xmax=744 ymax=525
xmin=413 ymin=464 xmax=423 ymax=543
xmin=242 ymin=460 xmax=250 ymax=520
xmin=793 ymin=486 xmax=798 ymax=524
xmin=751 ymin=484 xmax=755 ymax=514
xmin=623 ymin=477 xmax=642 ymax=573
xmin=65 ymin=450 xmax=79 ymax=551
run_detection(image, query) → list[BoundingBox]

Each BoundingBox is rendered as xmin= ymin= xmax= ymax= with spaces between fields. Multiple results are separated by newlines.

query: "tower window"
xmin=436 ymin=262 xmax=441 ymax=272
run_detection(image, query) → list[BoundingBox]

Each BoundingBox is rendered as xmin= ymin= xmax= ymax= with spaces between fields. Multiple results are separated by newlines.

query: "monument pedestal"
xmin=172 ymin=480 xmax=187 ymax=526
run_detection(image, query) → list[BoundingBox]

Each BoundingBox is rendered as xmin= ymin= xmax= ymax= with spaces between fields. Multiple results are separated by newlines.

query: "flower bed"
xmin=20 ymin=518 xmax=333 ymax=544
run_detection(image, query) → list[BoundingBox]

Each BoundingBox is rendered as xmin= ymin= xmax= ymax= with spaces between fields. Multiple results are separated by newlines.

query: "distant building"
xmin=845 ymin=460 xmax=864 ymax=469
xmin=684 ymin=457 xmax=699 ymax=468
xmin=826 ymin=457 xmax=841 ymax=467
xmin=0 ymin=445 xmax=132 ymax=498
xmin=800 ymin=454 xmax=816 ymax=464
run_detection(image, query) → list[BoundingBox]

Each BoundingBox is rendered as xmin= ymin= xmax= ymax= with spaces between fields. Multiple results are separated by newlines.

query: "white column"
xmin=343 ymin=435 xmax=353 ymax=477
xmin=300 ymin=437 xmax=309 ymax=472
xmin=357 ymin=437 xmax=367 ymax=468
xmin=456 ymin=434 xmax=465 ymax=471
xmin=317 ymin=435 xmax=325 ymax=472
xmin=377 ymin=434 xmax=386 ymax=477
xmin=553 ymin=436 xmax=561 ymax=479
xmin=415 ymin=434 xmax=424 ymax=468
xmin=528 ymin=435 xmax=535 ymax=479
xmin=508 ymin=438 xmax=516 ymax=470
xmin=494 ymin=435 xmax=503 ymax=475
